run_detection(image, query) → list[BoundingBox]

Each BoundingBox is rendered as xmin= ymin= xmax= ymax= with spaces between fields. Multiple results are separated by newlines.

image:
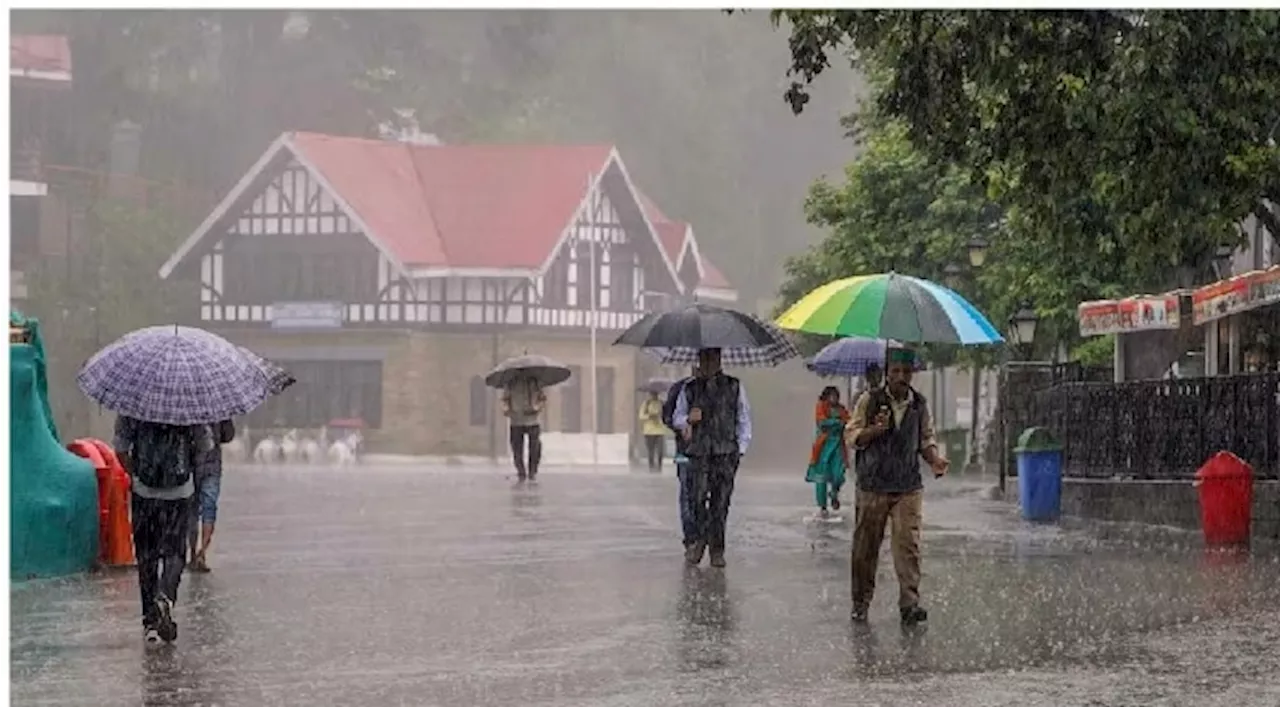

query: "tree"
xmin=771 ymin=10 xmax=1280 ymax=292
xmin=775 ymin=112 xmax=1135 ymax=362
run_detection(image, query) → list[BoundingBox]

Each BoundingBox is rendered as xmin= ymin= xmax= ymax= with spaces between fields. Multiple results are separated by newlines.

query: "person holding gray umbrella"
xmin=486 ymin=354 xmax=572 ymax=482
xmin=78 ymin=325 xmax=293 ymax=645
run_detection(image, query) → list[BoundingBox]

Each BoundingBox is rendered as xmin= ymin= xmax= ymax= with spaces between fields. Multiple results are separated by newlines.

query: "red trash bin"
xmin=1193 ymin=451 xmax=1254 ymax=546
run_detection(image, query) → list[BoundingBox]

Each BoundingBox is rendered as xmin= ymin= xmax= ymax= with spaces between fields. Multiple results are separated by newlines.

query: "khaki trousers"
xmin=851 ymin=489 xmax=923 ymax=611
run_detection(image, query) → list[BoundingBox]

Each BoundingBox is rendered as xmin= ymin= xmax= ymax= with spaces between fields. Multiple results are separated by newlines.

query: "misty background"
xmin=14 ymin=9 xmax=881 ymax=464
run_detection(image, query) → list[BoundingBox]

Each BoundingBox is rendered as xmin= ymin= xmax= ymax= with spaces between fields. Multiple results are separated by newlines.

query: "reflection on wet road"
xmin=11 ymin=466 xmax=1280 ymax=706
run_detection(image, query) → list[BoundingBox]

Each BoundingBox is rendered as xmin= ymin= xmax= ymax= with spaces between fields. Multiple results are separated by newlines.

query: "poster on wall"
xmin=1077 ymin=294 xmax=1181 ymax=337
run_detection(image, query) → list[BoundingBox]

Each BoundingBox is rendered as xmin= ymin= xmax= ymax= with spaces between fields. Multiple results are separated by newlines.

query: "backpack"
xmin=130 ymin=422 xmax=197 ymax=490
xmin=661 ymin=377 xmax=691 ymax=430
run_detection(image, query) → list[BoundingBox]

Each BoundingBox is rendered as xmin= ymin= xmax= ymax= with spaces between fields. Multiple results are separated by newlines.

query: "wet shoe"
xmin=143 ymin=626 xmax=161 ymax=645
xmin=684 ymin=541 xmax=706 ymax=566
xmin=818 ymin=507 xmax=830 ymax=518
xmin=709 ymin=550 xmax=726 ymax=568
xmin=900 ymin=605 xmax=928 ymax=625
xmin=850 ymin=606 xmax=869 ymax=623
xmin=155 ymin=596 xmax=178 ymax=643
xmin=831 ymin=496 xmax=841 ymax=511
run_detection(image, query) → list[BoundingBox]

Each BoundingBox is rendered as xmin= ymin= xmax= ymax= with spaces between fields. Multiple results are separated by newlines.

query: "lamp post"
xmin=999 ymin=300 xmax=1039 ymax=494
xmin=951 ymin=232 xmax=991 ymax=472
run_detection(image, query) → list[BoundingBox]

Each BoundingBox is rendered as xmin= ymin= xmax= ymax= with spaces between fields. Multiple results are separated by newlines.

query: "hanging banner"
xmin=1078 ymin=294 xmax=1180 ymax=337
xmin=1191 ymin=269 xmax=1279 ymax=325
xmin=1247 ymin=266 xmax=1280 ymax=309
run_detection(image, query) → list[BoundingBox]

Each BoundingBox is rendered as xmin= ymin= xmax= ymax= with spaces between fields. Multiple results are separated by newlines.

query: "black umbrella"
xmin=614 ymin=304 xmax=784 ymax=350
xmin=484 ymin=354 xmax=572 ymax=389
xmin=637 ymin=377 xmax=676 ymax=394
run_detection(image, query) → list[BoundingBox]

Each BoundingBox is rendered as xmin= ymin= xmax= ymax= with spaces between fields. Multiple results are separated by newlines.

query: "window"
xmin=469 ymin=376 xmax=488 ymax=426
xmin=248 ymin=360 xmax=382 ymax=429
xmin=222 ymin=236 xmax=377 ymax=304
xmin=567 ymin=243 xmax=579 ymax=307
xmin=596 ymin=366 xmax=615 ymax=434
xmin=599 ymin=248 xmax=611 ymax=309
xmin=561 ymin=365 xmax=582 ymax=433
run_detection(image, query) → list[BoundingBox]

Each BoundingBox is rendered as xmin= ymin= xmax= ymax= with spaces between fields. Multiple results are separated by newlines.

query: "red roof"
xmin=290 ymin=132 xmax=614 ymax=269
xmin=11 ymin=35 xmax=71 ymax=75
xmin=699 ymin=259 xmax=733 ymax=290
xmin=634 ymin=188 xmax=733 ymax=293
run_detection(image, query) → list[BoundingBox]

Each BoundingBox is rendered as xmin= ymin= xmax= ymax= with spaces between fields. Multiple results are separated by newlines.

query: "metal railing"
xmin=1018 ymin=372 xmax=1280 ymax=480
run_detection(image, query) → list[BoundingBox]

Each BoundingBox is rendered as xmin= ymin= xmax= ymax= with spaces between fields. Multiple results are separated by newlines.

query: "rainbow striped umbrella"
xmin=775 ymin=273 xmax=1004 ymax=345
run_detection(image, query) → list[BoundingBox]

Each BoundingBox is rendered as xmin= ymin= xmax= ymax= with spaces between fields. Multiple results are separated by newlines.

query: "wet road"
xmin=11 ymin=465 xmax=1280 ymax=706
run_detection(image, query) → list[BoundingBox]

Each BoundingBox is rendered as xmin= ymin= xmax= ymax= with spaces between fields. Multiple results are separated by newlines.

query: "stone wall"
xmin=223 ymin=328 xmax=639 ymax=457
xmin=1001 ymin=477 xmax=1280 ymax=545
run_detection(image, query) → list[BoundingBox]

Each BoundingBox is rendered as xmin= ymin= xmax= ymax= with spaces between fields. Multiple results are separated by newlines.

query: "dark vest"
xmin=856 ymin=386 xmax=927 ymax=494
xmin=683 ymin=373 xmax=741 ymax=457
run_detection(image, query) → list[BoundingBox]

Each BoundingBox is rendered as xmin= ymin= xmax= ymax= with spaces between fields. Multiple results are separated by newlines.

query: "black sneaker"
xmin=850 ymin=606 xmax=869 ymax=623
xmin=900 ymin=605 xmax=928 ymax=625
xmin=709 ymin=550 xmax=726 ymax=568
xmin=155 ymin=596 xmax=178 ymax=643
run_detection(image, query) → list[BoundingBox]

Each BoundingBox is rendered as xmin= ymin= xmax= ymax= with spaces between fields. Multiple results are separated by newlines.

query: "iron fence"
xmin=1020 ymin=373 xmax=1280 ymax=480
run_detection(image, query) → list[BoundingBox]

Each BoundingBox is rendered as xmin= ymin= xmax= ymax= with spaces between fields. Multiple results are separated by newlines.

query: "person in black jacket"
xmin=188 ymin=419 xmax=235 ymax=573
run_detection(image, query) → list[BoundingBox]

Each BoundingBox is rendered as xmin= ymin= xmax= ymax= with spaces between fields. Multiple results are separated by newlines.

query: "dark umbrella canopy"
xmin=484 ymin=354 xmax=572 ymax=389
xmin=637 ymin=377 xmax=676 ymax=394
xmin=614 ymin=304 xmax=783 ymax=350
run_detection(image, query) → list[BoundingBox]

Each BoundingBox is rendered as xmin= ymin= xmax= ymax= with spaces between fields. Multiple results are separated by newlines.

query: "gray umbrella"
xmin=484 ymin=354 xmax=572 ymax=389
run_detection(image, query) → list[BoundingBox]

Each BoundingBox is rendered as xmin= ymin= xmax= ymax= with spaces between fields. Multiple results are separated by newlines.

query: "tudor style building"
xmin=159 ymin=131 xmax=736 ymax=458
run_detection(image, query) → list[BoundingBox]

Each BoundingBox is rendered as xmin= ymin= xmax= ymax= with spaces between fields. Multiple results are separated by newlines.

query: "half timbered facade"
xmin=160 ymin=131 xmax=737 ymax=458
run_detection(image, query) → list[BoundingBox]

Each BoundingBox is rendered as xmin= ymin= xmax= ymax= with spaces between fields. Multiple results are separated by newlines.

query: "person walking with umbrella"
xmin=671 ymin=348 xmax=752 ymax=568
xmin=776 ymin=271 xmax=1006 ymax=624
xmin=617 ymin=304 xmax=798 ymax=566
xmin=846 ymin=345 xmax=948 ymax=625
xmin=486 ymin=354 xmax=571 ymax=482
xmin=79 ymin=326 xmax=293 ymax=644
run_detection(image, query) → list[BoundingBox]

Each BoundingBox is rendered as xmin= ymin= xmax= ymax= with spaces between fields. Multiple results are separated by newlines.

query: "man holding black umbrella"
xmin=672 ymin=348 xmax=752 ymax=568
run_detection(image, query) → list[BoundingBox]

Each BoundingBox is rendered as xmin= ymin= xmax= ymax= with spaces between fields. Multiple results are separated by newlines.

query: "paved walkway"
xmin=11 ymin=465 xmax=1280 ymax=706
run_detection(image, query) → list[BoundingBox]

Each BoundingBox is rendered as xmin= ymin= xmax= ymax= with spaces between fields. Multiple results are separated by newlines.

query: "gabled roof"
xmin=160 ymin=132 xmax=681 ymax=282
xmin=11 ymin=35 xmax=71 ymax=82
xmin=636 ymin=190 xmax=736 ymax=300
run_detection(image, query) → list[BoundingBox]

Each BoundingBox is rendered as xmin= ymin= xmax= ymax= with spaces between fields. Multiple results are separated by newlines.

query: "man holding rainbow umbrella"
xmin=776 ymin=271 xmax=1004 ymax=626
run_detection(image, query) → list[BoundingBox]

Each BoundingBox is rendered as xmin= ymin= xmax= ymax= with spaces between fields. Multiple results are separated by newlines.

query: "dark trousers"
xmin=687 ymin=453 xmax=740 ymax=551
xmin=644 ymin=435 xmax=665 ymax=470
xmin=509 ymin=424 xmax=542 ymax=477
xmin=676 ymin=462 xmax=699 ymax=545
xmin=132 ymin=494 xmax=190 ymax=627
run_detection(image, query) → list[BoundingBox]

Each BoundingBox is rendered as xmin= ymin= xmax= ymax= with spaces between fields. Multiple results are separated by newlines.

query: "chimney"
xmin=107 ymin=120 xmax=142 ymax=200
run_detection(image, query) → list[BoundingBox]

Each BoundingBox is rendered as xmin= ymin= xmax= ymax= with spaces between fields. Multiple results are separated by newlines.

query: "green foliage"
xmin=771 ymin=9 xmax=1280 ymax=294
xmin=29 ymin=198 xmax=192 ymax=348
xmin=1071 ymin=334 xmax=1116 ymax=368
xmin=775 ymin=119 xmax=1006 ymax=366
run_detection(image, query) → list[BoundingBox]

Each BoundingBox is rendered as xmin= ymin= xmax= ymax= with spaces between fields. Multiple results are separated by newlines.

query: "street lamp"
xmin=1009 ymin=301 xmax=1039 ymax=352
xmin=967 ymin=235 xmax=989 ymax=269
xmin=1211 ymin=244 xmax=1235 ymax=280
xmin=943 ymin=262 xmax=964 ymax=289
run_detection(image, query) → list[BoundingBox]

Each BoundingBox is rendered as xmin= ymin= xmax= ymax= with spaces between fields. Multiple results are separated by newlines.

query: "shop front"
xmin=1193 ymin=265 xmax=1280 ymax=375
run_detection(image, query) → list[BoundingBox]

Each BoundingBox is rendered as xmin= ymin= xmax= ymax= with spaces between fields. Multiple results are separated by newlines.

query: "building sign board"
xmin=1078 ymin=294 xmax=1181 ymax=337
xmin=270 ymin=301 xmax=344 ymax=330
xmin=1192 ymin=266 xmax=1280 ymax=325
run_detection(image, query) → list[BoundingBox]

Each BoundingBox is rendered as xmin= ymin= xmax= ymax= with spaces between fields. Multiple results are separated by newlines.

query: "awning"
xmin=1191 ymin=265 xmax=1280 ymax=325
xmin=1078 ymin=292 xmax=1183 ymax=337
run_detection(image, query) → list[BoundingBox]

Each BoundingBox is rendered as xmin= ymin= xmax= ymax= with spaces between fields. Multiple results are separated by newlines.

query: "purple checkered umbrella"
xmin=76 ymin=325 xmax=295 ymax=425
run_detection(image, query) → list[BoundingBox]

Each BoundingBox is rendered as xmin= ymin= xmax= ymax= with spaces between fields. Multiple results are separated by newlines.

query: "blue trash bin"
xmin=1014 ymin=427 xmax=1063 ymax=522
